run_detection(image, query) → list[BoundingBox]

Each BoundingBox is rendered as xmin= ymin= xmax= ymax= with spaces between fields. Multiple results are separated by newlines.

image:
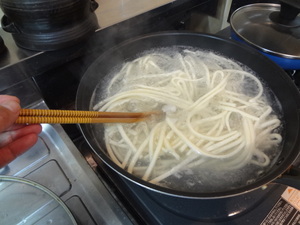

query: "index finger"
xmin=0 ymin=95 xmax=20 ymax=105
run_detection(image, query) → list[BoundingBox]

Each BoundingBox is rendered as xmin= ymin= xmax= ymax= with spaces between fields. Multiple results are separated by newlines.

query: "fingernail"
xmin=2 ymin=101 xmax=20 ymax=113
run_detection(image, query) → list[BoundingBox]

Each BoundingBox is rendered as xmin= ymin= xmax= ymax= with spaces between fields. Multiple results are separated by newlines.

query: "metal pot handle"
xmin=1 ymin=15 xmax=20 ymax=34
xmin=274 ymin=166 xmax=300 ymax=189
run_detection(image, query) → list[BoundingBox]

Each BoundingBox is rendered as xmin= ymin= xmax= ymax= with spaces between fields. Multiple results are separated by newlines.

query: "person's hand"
xmin=0 ymin=95 xmax=42 ymax=168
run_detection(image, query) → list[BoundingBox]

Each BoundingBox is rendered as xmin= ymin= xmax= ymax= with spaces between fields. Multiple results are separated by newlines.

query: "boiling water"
xmin=92 ymin=46 xmax=283 ymax=193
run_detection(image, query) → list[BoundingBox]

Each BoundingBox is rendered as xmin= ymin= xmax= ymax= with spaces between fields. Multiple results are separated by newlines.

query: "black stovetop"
xmin=30 ymin=1 xmax=300 ymax=224
xmin=32 ymin=36 xmax=300 ymax=225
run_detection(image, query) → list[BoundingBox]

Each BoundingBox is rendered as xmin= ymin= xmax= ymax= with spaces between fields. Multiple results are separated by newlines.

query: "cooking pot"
xmin=76 ymin=31 xmax=300 ymax=198
xmin=230 ymin=0 xmax=300 ymax=70
xmin=0 ymin=0 xmax=99 ymax=51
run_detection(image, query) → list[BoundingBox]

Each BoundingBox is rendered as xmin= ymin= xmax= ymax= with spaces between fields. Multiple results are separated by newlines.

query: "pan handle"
xmin=274 ymin=166 xmax=300 ymax=189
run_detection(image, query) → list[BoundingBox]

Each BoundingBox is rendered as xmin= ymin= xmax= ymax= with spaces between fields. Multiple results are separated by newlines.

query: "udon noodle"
xmin=93 ymin=47 xmax=282 ymax=192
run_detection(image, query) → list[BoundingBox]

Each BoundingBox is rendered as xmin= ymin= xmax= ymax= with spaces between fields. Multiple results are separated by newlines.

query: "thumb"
xmin=0 ymin=100 xmax=20 ymax=132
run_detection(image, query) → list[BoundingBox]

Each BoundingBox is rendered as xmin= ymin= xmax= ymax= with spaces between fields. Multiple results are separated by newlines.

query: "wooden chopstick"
xmin=19 ymin=108 xmax=154 ymax=118
xmin=15 ymin=116 xmax=147 ymax=124
xmin=16 ymin=109 xmax=158 ymax=124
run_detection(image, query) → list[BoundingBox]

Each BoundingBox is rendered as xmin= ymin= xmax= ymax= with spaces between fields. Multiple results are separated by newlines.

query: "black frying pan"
xmin=76 ymin=32 xmax=300 ymax=198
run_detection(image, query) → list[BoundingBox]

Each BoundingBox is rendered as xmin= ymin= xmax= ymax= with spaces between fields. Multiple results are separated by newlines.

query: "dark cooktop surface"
xmin=30 ymin=1 xmax=300 ymax=224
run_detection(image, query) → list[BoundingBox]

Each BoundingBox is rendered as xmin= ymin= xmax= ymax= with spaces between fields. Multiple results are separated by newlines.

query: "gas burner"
xmin=144 ymin=185 xmax=283 ymax=222
xmin=96 ymin=161 xmax=290 ymax=225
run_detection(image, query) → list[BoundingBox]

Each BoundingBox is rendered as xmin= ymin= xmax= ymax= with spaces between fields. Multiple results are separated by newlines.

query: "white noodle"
xmin=94 ymin=48 xmax=282 ymax=189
